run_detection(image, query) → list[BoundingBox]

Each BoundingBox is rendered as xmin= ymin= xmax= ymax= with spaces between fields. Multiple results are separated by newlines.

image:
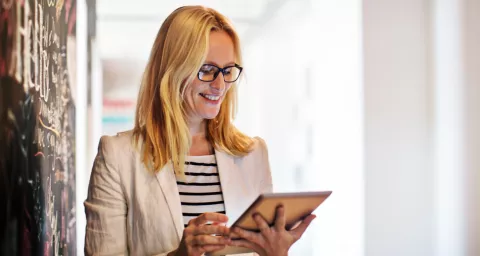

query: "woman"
xmin=84 ymin=6 xmax=316 ymax=256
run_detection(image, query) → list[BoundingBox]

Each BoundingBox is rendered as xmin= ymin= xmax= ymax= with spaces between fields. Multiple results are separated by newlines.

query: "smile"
xmin=199 ymin=93 xmax=221 ymax=101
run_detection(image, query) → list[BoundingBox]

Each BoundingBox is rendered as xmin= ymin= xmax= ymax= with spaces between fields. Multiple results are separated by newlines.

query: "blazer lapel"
xmin=215 ymin=149 xmax=240 ymax=226
xmin=154 ymin=151 xmax=242 ymax=238
xmin=155 ymin=162 xmax=183 ymax=241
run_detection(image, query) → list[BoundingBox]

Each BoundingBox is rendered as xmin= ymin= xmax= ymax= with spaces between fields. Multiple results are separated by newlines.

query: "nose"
xmin=210 ymin=72 xmax=226 ymax=92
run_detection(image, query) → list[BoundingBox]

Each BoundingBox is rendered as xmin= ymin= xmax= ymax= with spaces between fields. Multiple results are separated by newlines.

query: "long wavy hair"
xmin=133 ymin=6 xmax=254 ymax=175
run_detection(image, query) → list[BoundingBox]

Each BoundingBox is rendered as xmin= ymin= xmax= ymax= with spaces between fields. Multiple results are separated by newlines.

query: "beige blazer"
xmin=84 ymin=130 xmax=273 ymax=256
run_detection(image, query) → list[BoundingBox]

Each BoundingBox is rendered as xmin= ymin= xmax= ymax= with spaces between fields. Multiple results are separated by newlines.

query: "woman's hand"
xmin=229 ymin=206 xmax=316 ymax=256
xmin=172 ymin=212 xmax=231 ymax=256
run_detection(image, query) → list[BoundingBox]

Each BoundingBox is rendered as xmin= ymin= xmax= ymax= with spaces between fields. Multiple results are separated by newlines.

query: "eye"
xmin=223 ymin=67 xmax=232 ymax=75
xmin=199 ymin=65 xmax=216 ymax=74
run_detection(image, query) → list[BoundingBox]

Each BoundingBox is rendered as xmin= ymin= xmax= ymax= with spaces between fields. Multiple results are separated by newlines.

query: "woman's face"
xmin=183 ymin=30 xmax=235 ymax=123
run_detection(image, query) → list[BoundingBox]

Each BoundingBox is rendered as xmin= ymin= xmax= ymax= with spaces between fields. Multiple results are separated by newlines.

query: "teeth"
xmin=202 ymin=94 xmax=220 ymax=101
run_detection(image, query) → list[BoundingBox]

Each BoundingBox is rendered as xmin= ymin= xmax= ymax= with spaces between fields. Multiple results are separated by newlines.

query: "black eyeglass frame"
xmin=197 ymin=63 xmax=243 ymax=83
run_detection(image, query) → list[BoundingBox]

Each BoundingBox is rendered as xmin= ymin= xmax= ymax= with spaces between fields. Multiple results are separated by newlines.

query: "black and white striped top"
xmin=176 ymin=155 xmax=225 ymax=227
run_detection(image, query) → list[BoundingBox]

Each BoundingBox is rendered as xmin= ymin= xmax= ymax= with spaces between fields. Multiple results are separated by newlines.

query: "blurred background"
xmin=72 ymin=0 xmax=480 ymax=255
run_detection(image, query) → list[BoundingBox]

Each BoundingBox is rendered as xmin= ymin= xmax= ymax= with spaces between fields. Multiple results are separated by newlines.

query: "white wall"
xmin=75 ymin=0 xmax=88 ymax=254
xmin=239 ymin=1 xmax=364 ymax=255
xmin=433 ymin=0 xmax=480 ymax=255
xmin=363 ymin=1 xmax=434 ymax=255
xmin=463 ymin=2 xmax=480 ymax=254
xmin=364 ymin=0 xmax=480 ymax=255
xmin=432 ymin=0 xmax=466 ymax=254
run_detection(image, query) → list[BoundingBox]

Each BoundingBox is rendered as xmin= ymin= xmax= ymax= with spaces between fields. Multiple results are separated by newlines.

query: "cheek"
xmin=186 ymin=80 xmax=204 ymax=95
xmin=223 ymin=84 xmax=233 ymax=97
xmin=182 ymin=85 xmax=194 ymax=109
xmin=184 ymin=82 xmax=203 ymax=106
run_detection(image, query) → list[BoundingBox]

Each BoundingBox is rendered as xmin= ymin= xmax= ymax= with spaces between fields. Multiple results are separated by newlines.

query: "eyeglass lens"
xmin=198 ymin=64 xmax=241 ymax=82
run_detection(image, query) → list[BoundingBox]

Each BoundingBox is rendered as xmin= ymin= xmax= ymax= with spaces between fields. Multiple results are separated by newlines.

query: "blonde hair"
xmin=133 ymin=6 xmax=254 ymax=175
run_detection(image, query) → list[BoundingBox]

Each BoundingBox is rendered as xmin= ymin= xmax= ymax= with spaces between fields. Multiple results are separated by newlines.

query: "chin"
xmin=201 ymin=110 xmax=221 ymax=120
xmin=203 ymin=114 xmax=219 ymax=120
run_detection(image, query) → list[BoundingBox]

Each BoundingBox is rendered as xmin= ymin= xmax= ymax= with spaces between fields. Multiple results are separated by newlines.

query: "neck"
xmin=188 ymin=118 xmax=207 ymax=138
xmin=187 ymin=118 xmax=213 ymax=156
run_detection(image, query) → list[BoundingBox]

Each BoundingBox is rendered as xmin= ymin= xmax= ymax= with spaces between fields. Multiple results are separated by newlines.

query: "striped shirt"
xmin=176 ymin=155 xmax=226 ymax=227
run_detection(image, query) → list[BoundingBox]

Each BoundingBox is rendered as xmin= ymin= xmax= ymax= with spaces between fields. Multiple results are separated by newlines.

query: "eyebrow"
xmin=203 ymin=61 xmax=236 ymax=67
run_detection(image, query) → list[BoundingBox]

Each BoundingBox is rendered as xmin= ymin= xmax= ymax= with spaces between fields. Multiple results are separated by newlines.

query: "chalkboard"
xmin=0 ymin=0 xmax=77 ymax=255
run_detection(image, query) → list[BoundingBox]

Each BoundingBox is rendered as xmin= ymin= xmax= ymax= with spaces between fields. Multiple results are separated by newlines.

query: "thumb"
xmin=290 ymin=214 xmax=316 ymax=240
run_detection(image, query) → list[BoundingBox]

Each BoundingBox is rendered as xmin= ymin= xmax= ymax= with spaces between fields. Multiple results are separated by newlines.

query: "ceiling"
xmin=95 ymin=0 xmax=291 ymax=96
xmin=96 ymin=0 xmax=287 ymax=60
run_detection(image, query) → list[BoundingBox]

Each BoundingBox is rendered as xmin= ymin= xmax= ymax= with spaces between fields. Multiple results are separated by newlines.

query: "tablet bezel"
xmin=231 ymin=191 xmax=332 ymax=232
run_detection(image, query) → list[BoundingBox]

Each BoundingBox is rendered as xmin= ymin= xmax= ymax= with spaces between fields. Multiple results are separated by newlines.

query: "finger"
xmin=193 ymin=224 xmax=230 ymax=236
xmin=290 ymin=214 xmax=316 ymax=240
xmin=192 ymin=212 xmax=229 ymax=226
xmin=185 ymin=234 xmax=227 ymax=247
xmin=193 ymin=234 xmax=231 ymax=246
xmin=287 ymin=220 xmax=302 ymax=231
xmin=231 ymin=227 xmax=260 ymax=243
xmin=229 ymin=231 xmax=241 ymax=240
xmin=200 ymin=244 xmax=226 ymax=252
xmin=253 ymin=213 xmax=270 ymax=235
xmin=229 ymin=239 xmax=263 ymax=252
xmin=274 ymin=205 xmax=286 ymax=230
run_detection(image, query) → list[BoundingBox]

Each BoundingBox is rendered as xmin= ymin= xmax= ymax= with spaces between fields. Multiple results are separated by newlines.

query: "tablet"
xmin=232 ymin=191 xmax=332 ymax=231
xmin=207 ymin=191 xmax=332 ymax=256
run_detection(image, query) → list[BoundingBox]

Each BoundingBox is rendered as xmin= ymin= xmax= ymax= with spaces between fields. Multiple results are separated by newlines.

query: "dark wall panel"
xmin=0 ymin=0 xmax=77 ymax=255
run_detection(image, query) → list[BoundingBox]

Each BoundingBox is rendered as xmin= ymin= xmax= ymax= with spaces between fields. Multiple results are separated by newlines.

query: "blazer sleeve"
xmin=84 ymin=136 xmax=128 ymax=255
xmin=256 ymin=137 xmax=273 ymax=194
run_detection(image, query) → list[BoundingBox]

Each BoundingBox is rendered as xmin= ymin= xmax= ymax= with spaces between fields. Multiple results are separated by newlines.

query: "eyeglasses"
xmin=197 ymin=63 xmax=243 ymax=83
